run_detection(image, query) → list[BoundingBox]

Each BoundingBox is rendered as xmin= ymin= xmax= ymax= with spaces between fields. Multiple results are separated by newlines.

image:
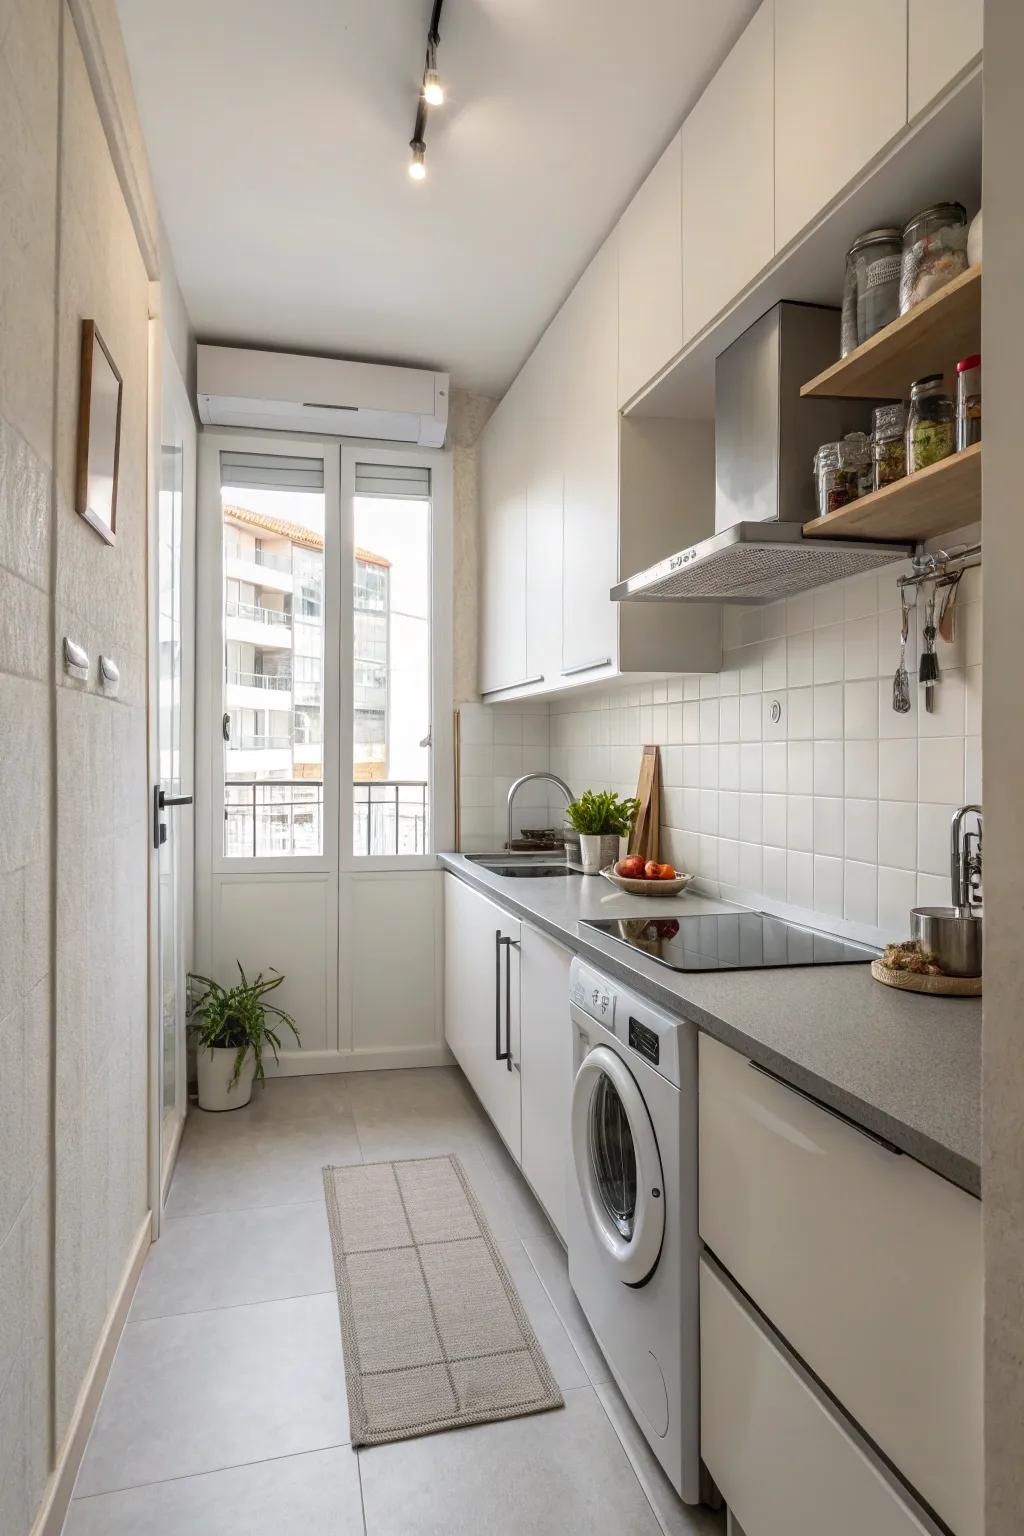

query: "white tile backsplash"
xmin=460 ymin=567 xmax=982 ymax=943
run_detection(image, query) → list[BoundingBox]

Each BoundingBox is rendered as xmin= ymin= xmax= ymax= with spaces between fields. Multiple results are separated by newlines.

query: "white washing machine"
xmin=567 ymin=956 xmax=700 ymax=1502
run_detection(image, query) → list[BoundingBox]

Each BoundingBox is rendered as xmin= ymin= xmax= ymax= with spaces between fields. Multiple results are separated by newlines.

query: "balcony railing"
xmin=224 ymin=546 xmax=291 ymax=573
xmin=227 ymin=670 xmax=292 ymax=691
xmin=230 ymin=733 xmax=292 ymax=751
xmin=223 ymin=779 xmax=429 ymax=857
xmin=226 ymin=599 xmax=292 ymax=628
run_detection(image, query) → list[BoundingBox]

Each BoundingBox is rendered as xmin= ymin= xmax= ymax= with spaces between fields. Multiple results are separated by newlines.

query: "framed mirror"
xmin=75 ymin=319 xmax=122 ymax=545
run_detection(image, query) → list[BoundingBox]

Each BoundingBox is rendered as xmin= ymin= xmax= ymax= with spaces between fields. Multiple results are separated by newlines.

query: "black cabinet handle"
xmin=494 ymin=932 xmax=517 ymax=1072
xmin=747 ymin=1061 xmax=903 ymax=1156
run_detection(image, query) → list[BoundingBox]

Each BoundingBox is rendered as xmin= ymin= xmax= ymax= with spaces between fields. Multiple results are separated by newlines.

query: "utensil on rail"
xmin=938 ymin=571 xmax=962 ymax=645
xmin=919 ymin=586 xmax=939 ymax=712
xmin=893 ymin=593 xmax=912 ymax=713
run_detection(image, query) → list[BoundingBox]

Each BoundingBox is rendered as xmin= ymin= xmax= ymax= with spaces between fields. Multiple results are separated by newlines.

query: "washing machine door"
xmin=571 ymin=1044 xmax=665 ymax=1286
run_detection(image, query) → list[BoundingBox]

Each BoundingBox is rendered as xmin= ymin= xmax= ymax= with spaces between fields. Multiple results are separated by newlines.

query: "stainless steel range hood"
xmin=613 ymin=303 xmax=912 ymax=604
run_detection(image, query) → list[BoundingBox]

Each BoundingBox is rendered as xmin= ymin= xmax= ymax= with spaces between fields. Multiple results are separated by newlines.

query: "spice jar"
xmin=871 ymin=403 xmax=907 ymax=491
xmin=814 ymin=441 xmax=859 ymax=517
xmin=906 ymin=375 xmax=955 ymax=473
xmin=899 ymin=203 xmax=968 ymax=313
xmin=955 ymin=354 xmax=981 ymax=450
xmin=840 ymin=229 xmax=902 ymax=354
xmin=840 ymin=431 xmax=872 ymax=498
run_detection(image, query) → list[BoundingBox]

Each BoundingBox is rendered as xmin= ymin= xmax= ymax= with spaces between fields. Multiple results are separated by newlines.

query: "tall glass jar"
xmin=841 ymin=229 xmax=902 ymax=355
xmin=899 ymin=203 xmax=968 ymax=313
xmin=906 ymin=375 xmax=955 ymax=473
xmin=871 ymin=403 xmax=907 ymax=491
xmin=814 ymin=441 xmax=858 ymax=517
xmin=955 ymin=354 xmax=981 ymax=450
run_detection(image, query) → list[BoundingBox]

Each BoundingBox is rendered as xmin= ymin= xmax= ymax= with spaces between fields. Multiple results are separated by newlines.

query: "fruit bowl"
xmin=600 ymin=866 xmax=695 ymax=897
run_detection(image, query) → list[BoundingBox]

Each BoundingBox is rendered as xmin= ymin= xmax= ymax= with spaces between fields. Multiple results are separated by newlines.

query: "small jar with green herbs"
xmin=871 ymin=403 xmax=907 ymax=491
xmin=906 ymin=374 xmax=955 ymax=474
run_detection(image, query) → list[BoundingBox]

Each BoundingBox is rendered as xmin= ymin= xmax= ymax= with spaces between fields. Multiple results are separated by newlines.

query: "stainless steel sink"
xmin=468 ymin=856 xmax=572 ymax=879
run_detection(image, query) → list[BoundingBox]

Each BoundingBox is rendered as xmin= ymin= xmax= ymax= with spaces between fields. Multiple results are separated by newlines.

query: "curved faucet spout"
xmin=506 ymin=773 xmax=574 ymax=852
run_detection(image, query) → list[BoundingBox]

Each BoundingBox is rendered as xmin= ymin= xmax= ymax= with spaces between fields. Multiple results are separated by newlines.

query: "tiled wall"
xmin=460 ymin=559 xmax=981 ymax=947
xmin=457 ymin=703 xmax=556 ymax=852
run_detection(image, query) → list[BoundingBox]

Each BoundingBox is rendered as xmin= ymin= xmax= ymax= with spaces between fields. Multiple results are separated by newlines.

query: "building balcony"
xmin=225 ymin=671 xmax=293 ymax=711
xmin=224 ymin=551 xmax=294 ymax=593
xmin=224 ymin=744 xmax=292 ymax=777
xmin=225 ymin=599 xmax=293 ymax=650
xmin=222 ymin=779 xmax=429 ymax=858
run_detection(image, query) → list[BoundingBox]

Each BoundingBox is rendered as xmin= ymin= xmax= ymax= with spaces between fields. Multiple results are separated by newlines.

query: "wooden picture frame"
xmin=75 ymin=319 xmax=122 ymax=546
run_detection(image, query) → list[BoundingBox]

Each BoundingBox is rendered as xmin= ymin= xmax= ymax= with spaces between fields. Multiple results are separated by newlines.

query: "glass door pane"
xmin=158 ymin=437 xmax=183 ymax=1125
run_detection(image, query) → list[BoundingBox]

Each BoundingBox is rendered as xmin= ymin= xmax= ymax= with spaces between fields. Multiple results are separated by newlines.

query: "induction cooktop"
xmin=582 ymin=910 xmax=877 ymax=973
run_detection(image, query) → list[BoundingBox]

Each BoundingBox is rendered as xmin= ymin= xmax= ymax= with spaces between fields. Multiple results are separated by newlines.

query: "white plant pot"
xmin=579 ymin=833 xmax=627 ymax=876
xmin=197 ymin=1045 xmax=257 ymax=1112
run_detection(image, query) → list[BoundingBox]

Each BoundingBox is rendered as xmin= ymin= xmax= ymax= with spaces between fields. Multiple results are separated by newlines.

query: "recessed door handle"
xmin=747 ymin=1061 xmax=903 ymax=1155
xmin=560 ymin=657 xmax=612 ymax=677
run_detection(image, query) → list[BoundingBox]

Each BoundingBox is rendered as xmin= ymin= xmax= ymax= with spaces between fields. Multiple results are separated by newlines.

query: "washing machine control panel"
xmin=570 ymin=964 xmax=617 ymax=1026
xmin=628 ymin=1016 xmax=660 ymax=1065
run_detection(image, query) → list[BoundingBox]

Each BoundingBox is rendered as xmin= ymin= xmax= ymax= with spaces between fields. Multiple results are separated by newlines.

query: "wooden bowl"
xmin=600 ymin=866 xmax=695 ymax=897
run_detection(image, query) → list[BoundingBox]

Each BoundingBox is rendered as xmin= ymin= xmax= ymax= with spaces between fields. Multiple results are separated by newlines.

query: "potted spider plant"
xmin=564 ymin=790 xmax=640 ymax=876
xmin=188 ymin=963 xmax=300 ymax=1111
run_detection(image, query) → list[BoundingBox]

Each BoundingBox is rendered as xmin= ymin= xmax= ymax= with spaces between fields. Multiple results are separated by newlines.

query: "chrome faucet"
xmin=506 ymin=773 xmax=573 ymax=852
xmin=951 ymin=804 xmax=983 ymax=916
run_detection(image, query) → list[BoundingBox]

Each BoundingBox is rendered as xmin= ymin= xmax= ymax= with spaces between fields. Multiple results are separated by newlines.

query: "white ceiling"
xmin=117 ymin=0 xmax=757 ymax=397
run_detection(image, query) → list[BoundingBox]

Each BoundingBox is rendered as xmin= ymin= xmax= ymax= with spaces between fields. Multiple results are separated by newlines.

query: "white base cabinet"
xmin=519 ymin=926 xmax=573 ymax=1240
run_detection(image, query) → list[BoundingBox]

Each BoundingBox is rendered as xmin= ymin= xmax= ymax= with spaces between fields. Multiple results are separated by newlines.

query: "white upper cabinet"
xmin=617 ymin=131 xmax=683 ymax=405
xmin=681 ymin=1 xmax=774 ymax=343
xmin=774 ymin=0 xmax=908 ymax=252
xmin=908 ymin=0 xmax=982 ymax=120
xmin=478 ymin=394 xmax=528 ymax=696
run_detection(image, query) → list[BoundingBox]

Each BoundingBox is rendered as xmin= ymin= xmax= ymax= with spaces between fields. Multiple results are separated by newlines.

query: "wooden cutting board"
xmin=628 ymin=744 xmax=662 ymax=865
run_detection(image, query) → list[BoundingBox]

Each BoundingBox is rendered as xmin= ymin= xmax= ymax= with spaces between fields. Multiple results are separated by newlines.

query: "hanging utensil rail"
xmin=897 ymin=543 xmax=981 ymax=592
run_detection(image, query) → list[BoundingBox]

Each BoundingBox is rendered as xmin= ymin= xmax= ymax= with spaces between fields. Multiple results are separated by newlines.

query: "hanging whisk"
xmin=893 ymin=594 xmax=912 ymax=713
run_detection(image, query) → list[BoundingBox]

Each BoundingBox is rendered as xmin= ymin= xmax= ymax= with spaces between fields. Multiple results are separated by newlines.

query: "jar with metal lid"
xmin=840 ymin=228 xmax=902 ymax=354
xmin=840 ymin=431 xmax=872 ymax=498
xmin=899 ymin=202 xmax=968 ymax=313
xmin=871 ymin=403 xmax=907 ymax=491
xmin=955 ymin=353 xmax=981 ymax=450
xmin=814 ymin=441 xmax=858 ymax=517
xmin=906 ymin=375 xmax=955 ymax=473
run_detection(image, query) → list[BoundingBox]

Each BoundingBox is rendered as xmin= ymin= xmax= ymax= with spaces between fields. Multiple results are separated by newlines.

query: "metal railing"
xmin=223 ymin=779 xmax=430 ymax=858
xmin=225 ymin=598 xmax=291 ymax=628
xmin=229 ymin=733 xmax=293 ymax=751
xmin=226 ymin=670 xmax=292 ymax=691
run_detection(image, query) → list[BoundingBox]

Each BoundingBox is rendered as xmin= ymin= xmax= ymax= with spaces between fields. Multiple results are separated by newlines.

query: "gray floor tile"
xmin=358 ymin=1384 xmax=663 ymax=1535
xmin=497 ymin=1240 xmax=591 ymax=1392
xmin=130 ymin=1202 xmax=334 ymax=1321
xmin=64 ymin=1447 xmax=363 ymax=1535
xmin=348 ymin=1069 xmax=498 ymax=1163
xmin=522 ymin=1232 xmax=612 ymax=1386
xmin=186 ymin=1074 xmax=355 ymax=1128
xmin=595 ymin=1380 xmax=726 ymax=1536
xmin=167 ymin=1111 xmax=362 ymax=1217
xmin=479 ymin=1134 xmax=556 ymax=1240
xmin=75 ymin=1294 xmax=349 ymax=1496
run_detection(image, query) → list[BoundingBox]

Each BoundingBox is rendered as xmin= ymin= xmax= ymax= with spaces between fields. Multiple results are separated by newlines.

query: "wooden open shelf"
xmin=803 ymin=442 xmax=981 ymax=543
xmin=801 ymin=265 xmax=981 ymax=400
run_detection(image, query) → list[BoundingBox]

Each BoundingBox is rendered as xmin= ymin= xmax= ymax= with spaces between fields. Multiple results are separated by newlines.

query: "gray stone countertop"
xmin=438 ymin=852 xmax=982 ymax=1197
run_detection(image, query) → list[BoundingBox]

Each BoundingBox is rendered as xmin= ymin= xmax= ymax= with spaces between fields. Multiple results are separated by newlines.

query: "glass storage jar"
xmin=955 ymin=354 xmax=981 ymax=450
xmin=871 ymin=403 xmax=907 ymax=491
xmin=840 ymin=431 xmax=872 ymax=498
xmin=906 ymin=375 xmax=955 ymax=473
xmin=899 ymin=202 xmax=968 ymax=313
xmin=840 ymin=228 xmax=903 ymax=354
xmin=814 ymin=441 xmax=858 ymax=517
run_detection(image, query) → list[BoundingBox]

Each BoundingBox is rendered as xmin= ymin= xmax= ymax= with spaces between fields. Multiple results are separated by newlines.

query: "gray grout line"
xmin=129 ymin=1286 xmax=337 ymax=1325
xmin=70 ymin=1442 xmax=353 ymax=1505
xmin=159 ymin=1196 xmax=326 ymax=1225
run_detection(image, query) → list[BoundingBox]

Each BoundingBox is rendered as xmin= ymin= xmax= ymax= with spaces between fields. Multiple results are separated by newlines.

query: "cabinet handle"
xmin=560 ymin=657 xmax=612 ymax=677
xmin=494 ymin=931 xmax=517 ymax=1072
xmin=747 ymin=1061 xmax=903 ymax=1156
xmin=480 ymin=675 xmax=544 ymax=697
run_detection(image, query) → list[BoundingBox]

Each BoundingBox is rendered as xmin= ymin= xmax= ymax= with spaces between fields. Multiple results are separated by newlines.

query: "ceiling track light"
xmin=407 ymin=0 xmax=445 ymax=181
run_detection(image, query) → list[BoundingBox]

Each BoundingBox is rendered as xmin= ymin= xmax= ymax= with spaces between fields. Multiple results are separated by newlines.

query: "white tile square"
xmin=700 ymin=789 xmax=719 ymax=834
xmin=459 ymin=776 xmax=492 ymax=809
xmin=719 ymin=666 xmax=740 ymax=697
xmin=787 ymin=741 xmax=813 ymax=795
xmin=762 ymin=601 xmax=787 ymax=640
xmin=740 ymin=610 xmax=763 ymax=648
xmin=699 ymin=744 xmax=718 ymax=788
xmin=763 ymin=845 xmax=788 ymax=900
xmin=813 ymin=797 xmax=844 ymax=857
xmin=493 ymin=712 xmax=524 ymax=745
xmin=918 ymin=668 xmax=965 ymax=737
xmin=844 ymin=681 xmax=876 ymax=739
xmin=877 ymin=866 xmax=917 ymax=938
xmin=461 ymin=743 xmax=494 ymax=778
xmin=878 ymin=738 xmax=917 ymax=801
xmin=718 ymin=837 xmax=740 ymax=887
xmin=699 ymin=699 xmax=719 ymax=743
xmin=683 ymin=787 xmax=701 ymax=826
xmin=740 ymin=648 xmax=763 ymax=696
xmin=787 ymin=631 xmax=814 ymax=688
xmin=718 ymin=791 xmax=740 ymax=839
xmin=844 ymin=860 xmax=878 ymax=925
xmin=460 ymin=705 xmax=495 ymax=744
xmin=661 ymin=745 xmax=683 ymax=787
xmin=844 ymin=616 xmax=878 ymax=680
xmin=740 ymin=694 xmax=762 ymax=742
xmin=651 ymin=704 xmax=668 ymax=743
xmin=813 ymin=683 xmax=844 ymax=740
xmin=813 ymin=623 xmax=845 ymax=685
xmin=787 ymin=850 xmax=814 ymax=908
xmin=964 ymin=665 xmax=982 ymax=735
xmin=666 ymin=703 xmax=683 ymax=744
xmin=813 ymin=585 xmax=845 ymax=628
xmin=844 ymin=573 xmax=879 ymax=621
xmin=878 ymin=801 xmax=916 ymax=871
xmin=667 ymin=677 xmax=685 ymax=703
xmin=682 ymin=702 xmax=700 ymax=744
xmin=813 ymin=854 xmax=844 ymax=918
xmin=918 ymin=872 xmax=950 ymax=905
xmin=663 ymin=788 xmax=685 ymax=828
xmin=965 ymin=736 xmax=982 ymax=802
xmin=719 ymin=743 xmax=740 ymax=791
xmin=493 ymin=744 xmax=523 ymax=777
xmin=697 ymin=833 xmax=719 ymax=880
xmin=682 ymin=746 xmax=701 ymax=787
xmin=763 ymin=793 xmax=787 ymax=848
xmin=844 ymin=740 xmax=878 ymax=799
xmin=699 ymin=673 xmax=720 ymax=698
xmin=787 ymin=688 xmax=813 ymax=740
xmin=719 ymin=695 xmax=739 ymax=742
xmin=877 ymin=604 xmax=917 ymax=680
xmin=740 ymin=792 xmax=762 ymax=844
xmin=723 ymin=607 xmax=744 ymax=648
xmin=740 ymin=840 xmax=762 ymax=888
xmin=787 ymin=795 xmax=813 ymax=853
xmin=786 ymin=593 xmax=815 ymax=634
xmin=740 ymin=743 xmax=763 ymax=791
xmin=762 ymin=637 xmax=787 ymax=692
xmin=763 ymin=742 xmax=787 ymax=794
xmin=762 ymin=693 xmax=787 ymax=742
xmin=683 ymin=676 xmax=701 ymax=700
xmin=918 ymin=737 xmax=965 ymax=804
xmin=963 ymin=601 xmax=982 ymax=666
xmin=813 ymin=741 xmax=844 ymax=797
xmin=845 ymin=798 xmax=878 ymax=862
xmin=918 ymin=802 xmax=957 ymax=876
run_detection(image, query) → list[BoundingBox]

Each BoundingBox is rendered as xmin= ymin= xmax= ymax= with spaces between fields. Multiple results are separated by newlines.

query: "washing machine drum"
xmin=572 ymin=1045 xmax=665 ymax=1286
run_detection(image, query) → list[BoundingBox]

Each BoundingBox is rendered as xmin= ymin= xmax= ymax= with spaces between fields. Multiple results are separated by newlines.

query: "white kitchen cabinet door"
xmin=519 ymin=926 xmax=573 ymax=1240
xmin=774 ymin=0 xmax=908 ymax=252
xmin=618 ymin=131 xmax=683 ymax=405
xmin=525 ymin=466 xmax=564 ymax=688
xmin=444 ymin=874 xmax=522 ymax=1160
xmin=681 ymin=2 xmax=774 ymax=343
xmin=908 ymin=0 xmax=982 ymax=121
xmin=479 ymin=401 xmax=528 ymax=697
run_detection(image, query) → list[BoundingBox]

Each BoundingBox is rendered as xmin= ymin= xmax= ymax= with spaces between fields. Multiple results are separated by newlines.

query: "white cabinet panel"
xmin=775 ymin=0 xmax=908 ymax=251
xmin=525 ymin=466 xmax=564 ymax=687
xmin=213 ymin=875 xmax=335 ymax=1052
xmin=479 ymin=400 xmax=527 ymax=696
xmin=701 ymin=1258 xmax=943 ymax=1536
xmin=908 ymin=0 xmax=982 ymax=120
xmin=681 ymin=2 xmax=774 ymax=342
xmin=699 ymin=1034 xmax=982 ymax=1536
xmin=519 ymin=926 xmax=573 ymax=1239
xmin=444 ymin=874 xmax=521 ymax=1160
xmin=618 ymin=132 xmax=683 ymax=404
xmin=349 ymin=873 xmax=442 ymax=1055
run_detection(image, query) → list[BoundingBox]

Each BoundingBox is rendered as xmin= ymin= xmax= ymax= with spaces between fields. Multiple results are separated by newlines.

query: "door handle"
xmin=494 ymin=931 xmax=518 ymax=1072
xmin=222 ymin=712 xmax=231 ymax=742
xmin=153 ymin=786 xmax=194 ymax=849
xmin=560 ymin=657 xmax=612 ymax=677
xmin=159 ymin=791 xmax=193 ymax=809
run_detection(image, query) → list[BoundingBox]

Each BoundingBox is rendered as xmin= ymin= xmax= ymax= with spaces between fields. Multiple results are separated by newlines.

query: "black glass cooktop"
xmin=583 ymin=911 xmax=877 ymax=973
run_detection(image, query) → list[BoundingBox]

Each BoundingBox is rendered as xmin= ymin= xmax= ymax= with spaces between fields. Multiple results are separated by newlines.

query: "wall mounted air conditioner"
xmin=196 ymin=345 xmax=449 ymax=447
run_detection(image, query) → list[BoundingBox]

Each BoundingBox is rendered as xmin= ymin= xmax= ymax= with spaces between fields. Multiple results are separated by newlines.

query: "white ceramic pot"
xmin=579 ymin=833 xmax=627 ymax=875
xmin=197 ymin=1045 xmax=256 ymax=1111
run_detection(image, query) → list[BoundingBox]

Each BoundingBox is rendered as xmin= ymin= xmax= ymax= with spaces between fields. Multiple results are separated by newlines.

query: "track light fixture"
xmin=408 ymin=0 xmax=445 ymax=181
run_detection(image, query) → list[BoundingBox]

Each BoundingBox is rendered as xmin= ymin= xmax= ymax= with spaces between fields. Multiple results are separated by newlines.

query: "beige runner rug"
xmin=322 ymin=1154 xmax=564 ymax=1446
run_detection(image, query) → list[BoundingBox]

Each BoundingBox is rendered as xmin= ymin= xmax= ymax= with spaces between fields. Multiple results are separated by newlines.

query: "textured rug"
xmin=322 ymin=1154 xmax=564 ymax=1446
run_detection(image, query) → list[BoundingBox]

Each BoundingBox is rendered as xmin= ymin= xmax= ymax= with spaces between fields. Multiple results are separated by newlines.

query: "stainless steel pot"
xmin=910 ymin=908 xmax=983 ymax=977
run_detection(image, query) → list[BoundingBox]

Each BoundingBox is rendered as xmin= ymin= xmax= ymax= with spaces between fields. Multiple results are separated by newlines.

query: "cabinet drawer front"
xmin=700 ymin=1258 xmax=943 ymax=1536
xmin=698 ymin=1035 xmax=981 ymax=1536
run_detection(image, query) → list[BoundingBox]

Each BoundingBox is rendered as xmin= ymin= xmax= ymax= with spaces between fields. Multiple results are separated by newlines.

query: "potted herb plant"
xmin=188 ymin=963 xmax=300 ymax=1111
xmin=565 ymin=790 xmax=640 ymax=876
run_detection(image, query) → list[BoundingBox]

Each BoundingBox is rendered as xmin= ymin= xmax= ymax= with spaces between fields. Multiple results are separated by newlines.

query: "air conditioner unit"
xmin=196 ymin=345 xmax=449 ymax=447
